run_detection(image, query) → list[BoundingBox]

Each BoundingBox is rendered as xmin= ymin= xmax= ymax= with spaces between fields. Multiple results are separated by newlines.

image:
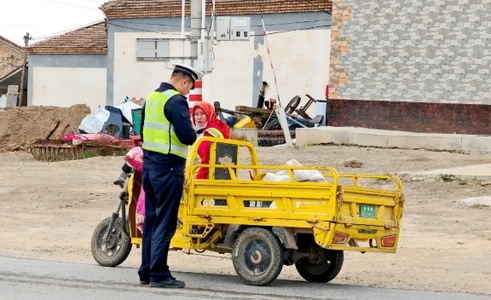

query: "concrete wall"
xmin=296 ymin=126 xmax=491 ymax=154
xmin=330 ymin=0 xmax=491 ymax=104
xmin=107 ymin=13 xmax=330 ymax=114
xmin=28 ymin=55 xmax=107 ymax=111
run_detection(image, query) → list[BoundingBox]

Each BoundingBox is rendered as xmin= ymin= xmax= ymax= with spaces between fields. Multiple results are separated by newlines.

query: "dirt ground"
xmin=1 ymin=144 xmax=491 ymax=296
xmin=0 ymin=105 xmax=90 ymax=152
xmin=0 ymin=106 xmax=490 ymax=295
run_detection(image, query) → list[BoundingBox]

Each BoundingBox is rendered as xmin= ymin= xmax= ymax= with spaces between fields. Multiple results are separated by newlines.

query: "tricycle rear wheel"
xmin=295 ymin=248 xmax=344 ymax=283
xmin=232 ymin=227 xmax=284 ymax=286
xmin=91 ymin=217 xmax=132 ymax=267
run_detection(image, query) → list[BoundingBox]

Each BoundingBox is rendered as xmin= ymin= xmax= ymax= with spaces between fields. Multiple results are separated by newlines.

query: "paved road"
xmin=1 ymin=256 xmax=489 ymax=300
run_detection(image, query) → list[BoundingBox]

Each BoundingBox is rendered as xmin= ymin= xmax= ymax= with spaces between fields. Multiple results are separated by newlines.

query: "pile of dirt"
xmin=0 ymin=104 xmax=91 ymax=152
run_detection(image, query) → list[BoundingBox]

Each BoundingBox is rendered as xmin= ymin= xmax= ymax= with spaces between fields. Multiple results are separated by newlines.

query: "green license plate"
xmin=359 ymin=204 xmax=376 ymax=218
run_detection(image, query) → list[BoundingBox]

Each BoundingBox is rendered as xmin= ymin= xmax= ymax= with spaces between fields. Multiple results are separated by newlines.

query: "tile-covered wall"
xmin=330 ymin=0 xmax=491 ymax=104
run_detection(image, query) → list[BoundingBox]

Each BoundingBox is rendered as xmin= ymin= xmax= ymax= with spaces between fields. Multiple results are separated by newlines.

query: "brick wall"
xmin=0 ymin=40 xmax=24 ymax=79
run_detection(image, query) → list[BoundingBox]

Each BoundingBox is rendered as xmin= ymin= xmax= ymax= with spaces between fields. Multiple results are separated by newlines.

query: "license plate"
xmin=359 ymin=204 xmax=376 ymax=218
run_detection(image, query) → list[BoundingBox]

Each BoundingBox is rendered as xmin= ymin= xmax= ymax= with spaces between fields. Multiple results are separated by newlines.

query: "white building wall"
xmin=32 ymin=67 xmax=106 ymax=111
xmin=256 ymin=29 xmax=330 ymax=109
xmin=200 ymin=38 xmax=255 ymax=109
xmin=112 ymin=29 xmax=330 ymax=115
xmin=112 ymin=32 xmax=196 ymax=104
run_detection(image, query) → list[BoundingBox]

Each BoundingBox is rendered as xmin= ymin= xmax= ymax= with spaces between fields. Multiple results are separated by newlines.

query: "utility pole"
xmin=189 ymin=0 xmax=205 ymax=106
xmin=18 ymin=32 xmax=31 ymax=107
xmin=189 ymin=0 xmax=202 ymax=67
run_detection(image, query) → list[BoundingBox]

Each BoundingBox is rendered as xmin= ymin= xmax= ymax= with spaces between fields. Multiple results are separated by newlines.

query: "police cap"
xmin=172 ymin=64 xmax=203 ymax=89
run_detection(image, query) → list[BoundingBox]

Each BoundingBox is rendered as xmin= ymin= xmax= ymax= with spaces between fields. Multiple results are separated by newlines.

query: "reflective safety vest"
xmin=196 ymin=127 xmax=225 ymax=162
xmin=195 ymin=127 xmax=225 ymax=177
xmin=142 ymin=89 xmax=189 ymax=159
xmin=204 ymin=128 xmax=224 ymax=139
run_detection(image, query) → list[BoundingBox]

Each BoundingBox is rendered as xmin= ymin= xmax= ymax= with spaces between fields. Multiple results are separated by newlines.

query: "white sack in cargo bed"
xmin=262 ymin=159 xmax=327 ymax=182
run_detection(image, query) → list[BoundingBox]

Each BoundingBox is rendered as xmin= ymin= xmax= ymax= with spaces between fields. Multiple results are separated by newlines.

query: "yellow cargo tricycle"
xmin=91 ymin=137 xmax=404 ymax=286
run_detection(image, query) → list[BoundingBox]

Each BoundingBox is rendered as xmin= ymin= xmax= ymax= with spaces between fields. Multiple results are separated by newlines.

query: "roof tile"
xmin=26 ymin=21 xmax=107 ymax=55
xmin=101 ymin=0 xmax=332 ymax=19
xmin=0 ymin=35 xmax=25 ymax=53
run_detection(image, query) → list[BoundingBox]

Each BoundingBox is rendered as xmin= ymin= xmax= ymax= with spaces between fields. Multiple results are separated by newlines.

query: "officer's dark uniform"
xmin=138 ymin=80 xmax=196 ymax=286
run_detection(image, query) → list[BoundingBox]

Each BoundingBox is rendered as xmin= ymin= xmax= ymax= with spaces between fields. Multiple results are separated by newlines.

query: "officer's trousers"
xmin=138 ymin=166 xmax=184 ymax=282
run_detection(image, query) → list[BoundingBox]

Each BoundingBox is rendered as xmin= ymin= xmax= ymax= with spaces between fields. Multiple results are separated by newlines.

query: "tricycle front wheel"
xmin=295 ymin=249 xmax=344 ymax=283
xmin=91 ymin=217 xmax=132 ymax=267
xmin=232 ymin=227 xmax=284 ymax=286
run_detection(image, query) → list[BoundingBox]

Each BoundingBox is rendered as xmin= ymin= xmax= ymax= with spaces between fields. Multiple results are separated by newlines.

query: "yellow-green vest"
xmin=203 ymin=128 xmax=224 ymax=139
xmin=142 ymin=89 xmax=189 ymax=158
xmin=195 ymin=127 xmax=225 ymax=177
xmin=196 ymin=128 xmax=225 ymax=163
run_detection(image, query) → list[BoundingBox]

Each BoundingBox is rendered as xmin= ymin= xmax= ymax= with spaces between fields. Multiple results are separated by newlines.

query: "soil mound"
xmin=0 ymin=104 xmax=90 ymax=152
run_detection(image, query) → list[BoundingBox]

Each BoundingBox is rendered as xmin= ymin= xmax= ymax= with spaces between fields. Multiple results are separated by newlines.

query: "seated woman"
xmin=190 ymin=101 xmax=231 ymax=179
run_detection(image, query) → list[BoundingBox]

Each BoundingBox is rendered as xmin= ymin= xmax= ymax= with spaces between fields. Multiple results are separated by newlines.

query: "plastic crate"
xmin=131 ymin=108 xmax=143 ymax=136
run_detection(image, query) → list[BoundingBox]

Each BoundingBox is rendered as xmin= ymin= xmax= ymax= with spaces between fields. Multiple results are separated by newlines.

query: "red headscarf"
xmin=190 ymin=101 xmax=230 ymax=139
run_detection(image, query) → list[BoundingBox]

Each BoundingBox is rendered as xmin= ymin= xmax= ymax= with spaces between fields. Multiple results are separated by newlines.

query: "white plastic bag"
xmin=78 ymin=107 xmax=110 ymax=133
xmin=287 ymin=159 xmax=327 ymax=182
xmin=262 ymin=172 xmax=291 ymax=182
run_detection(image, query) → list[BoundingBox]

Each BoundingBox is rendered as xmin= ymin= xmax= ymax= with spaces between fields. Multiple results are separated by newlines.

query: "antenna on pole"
xmin=261 ymin=17 xmax=293 ymax=147
xmin=261 ymin=16 xmax=281 ymax=107
xmin=18 ymin=32 xmax=31 ymax=107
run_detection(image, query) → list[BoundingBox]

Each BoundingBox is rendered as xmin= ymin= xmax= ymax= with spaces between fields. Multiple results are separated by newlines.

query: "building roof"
xmin=0 ymin=35 xmax=25 ymax=54
xmin=25 ymin=21 xmax=107 ymax=55
xmin=101 ymin=0 xmax=331 ymax=19
xmin=26 ymin=0 xmax=331 ymax=55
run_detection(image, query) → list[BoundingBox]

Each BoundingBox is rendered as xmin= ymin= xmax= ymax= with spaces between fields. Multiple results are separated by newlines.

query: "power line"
xmin=29 ymin=11 xmax=330 ymax=41
xmin=251 ymin=19 xmax=330 ymax=28
xmin=40 ymin=0 xmax=99 ymax=10
xmin=107 ymin=21 xmax=330 ymax=37
xmin=112 ymin=18 xmax=329 ymax=29
xmin=108 ymin=23 xmax=166 ymax=33
xmin=110 ymin=19 xmax=185 ymax=28
xmin=251 ymin=24 xmax=331 ymax=36
xmin=31 ymin=19 xmax=105 ymax=41
xmin=1 ymin=23 xmax=38 ymax=27
xmin=108 ymin=22 xmax=186 ymax=35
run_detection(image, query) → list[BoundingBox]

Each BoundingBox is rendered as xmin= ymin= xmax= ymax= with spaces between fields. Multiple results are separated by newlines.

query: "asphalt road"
xmin=1 ymin=256 xmax=489 ymax=300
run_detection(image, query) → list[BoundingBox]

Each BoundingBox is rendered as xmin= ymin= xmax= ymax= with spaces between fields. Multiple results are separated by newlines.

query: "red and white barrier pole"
xmin=188 ymin=80 xmax=202 ymax=107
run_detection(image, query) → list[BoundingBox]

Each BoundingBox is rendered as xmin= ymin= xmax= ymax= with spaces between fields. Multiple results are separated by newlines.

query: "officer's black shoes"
xmin=149 ymin=277 xmax=185 ymax=288
xmin=140 ymin=280 xmax=149 ymax=285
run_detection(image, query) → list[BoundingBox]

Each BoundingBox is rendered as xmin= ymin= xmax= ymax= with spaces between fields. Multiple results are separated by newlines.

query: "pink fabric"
xmin=135 ymin=189 xmax=145 ymax=233
xmin=63 ymin=133 xmax=121 ymax=142
xmin=136 ymin=189 xmax=145 ymax=215
xmin=124 ymin=146 xmax=145 ymax=233
xmin=125 ymin=146 xmax=143 ymax=172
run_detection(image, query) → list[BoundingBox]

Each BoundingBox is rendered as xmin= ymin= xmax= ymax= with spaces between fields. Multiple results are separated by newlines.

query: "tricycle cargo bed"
xmin=179 ymin=138 xmax=404 ymax=253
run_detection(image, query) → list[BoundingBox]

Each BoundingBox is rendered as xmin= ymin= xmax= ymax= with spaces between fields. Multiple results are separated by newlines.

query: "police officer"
xmin=138 ymin=64 xmax=202 ymax=288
